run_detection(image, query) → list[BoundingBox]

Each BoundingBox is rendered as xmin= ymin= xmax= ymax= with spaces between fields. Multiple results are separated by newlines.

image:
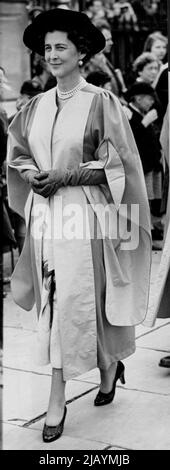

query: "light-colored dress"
xmin=7 ymin=82 xmax=151 ymax=380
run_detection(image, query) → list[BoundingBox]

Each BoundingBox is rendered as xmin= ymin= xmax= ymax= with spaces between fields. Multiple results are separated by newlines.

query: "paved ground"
xmin=2 ymin=249 xmax=170 ymax=450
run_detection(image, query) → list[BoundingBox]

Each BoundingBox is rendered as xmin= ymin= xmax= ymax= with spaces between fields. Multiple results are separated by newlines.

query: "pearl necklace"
xmin=56 ymin=77 xmax=86 ymax=100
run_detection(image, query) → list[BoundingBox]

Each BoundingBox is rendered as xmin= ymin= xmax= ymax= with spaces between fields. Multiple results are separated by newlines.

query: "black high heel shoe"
xmin=94 ymin=361 xmax=125 ymax=407
xmin=42 ymin=406 xmax=67 ymax=443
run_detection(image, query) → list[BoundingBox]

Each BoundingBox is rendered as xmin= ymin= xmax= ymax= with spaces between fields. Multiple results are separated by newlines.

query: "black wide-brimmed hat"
xmin=126 ymin=82 xmax=157 ymax=101
xmin=23 ymin=8 xmax=105 ymax=57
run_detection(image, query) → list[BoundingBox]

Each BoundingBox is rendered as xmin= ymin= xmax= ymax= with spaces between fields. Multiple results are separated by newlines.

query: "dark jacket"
xmin=126 ymin=104 xmax=162 ymax=174
xmin=155 ymin=65 xmax=168 ymax=119
xmin=0 ymin=108 xmax=8 ymax=168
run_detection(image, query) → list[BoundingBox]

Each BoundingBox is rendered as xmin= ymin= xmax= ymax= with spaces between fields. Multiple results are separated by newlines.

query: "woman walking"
xmin=7 ymin=8 xmax=151 ymax=443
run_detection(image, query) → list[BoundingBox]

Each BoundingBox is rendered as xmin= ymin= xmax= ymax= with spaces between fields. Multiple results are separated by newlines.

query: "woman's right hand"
xmin=31 ymin=170 xmax=62 ymax=197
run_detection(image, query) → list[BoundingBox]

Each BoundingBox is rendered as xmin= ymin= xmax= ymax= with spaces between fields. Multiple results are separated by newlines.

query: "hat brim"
xmin=23 ymin=8 xmax=105 ymax=57
xmin=126 ymin=83 xmax=157 ymax=101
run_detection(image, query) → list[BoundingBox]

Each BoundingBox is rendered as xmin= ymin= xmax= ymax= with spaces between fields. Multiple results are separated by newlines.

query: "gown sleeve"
xmin=92 ymin=91 xmax=146 ymax=208
xmin=7 ymin=94 xmax=42 ymax=217
xmin=82 ymin=89 xmax=151 ymax=235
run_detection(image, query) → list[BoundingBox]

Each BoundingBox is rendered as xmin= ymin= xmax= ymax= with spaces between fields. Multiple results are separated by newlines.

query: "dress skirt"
xmin=91 ymin=236 xmax=135 ymax=370
xmin=37 ymin=232 xmax=135 ymax=371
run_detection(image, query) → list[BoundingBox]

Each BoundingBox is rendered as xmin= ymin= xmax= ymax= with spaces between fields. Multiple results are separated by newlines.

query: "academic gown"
xmin=7 ymin=83 xmax=151 ymax=379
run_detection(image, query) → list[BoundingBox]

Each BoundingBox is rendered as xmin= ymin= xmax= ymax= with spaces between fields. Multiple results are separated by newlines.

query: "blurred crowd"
xmin=84 ymin=0 xmax=166 ymax=31
xmin=0 ymin=0 xmax=168 ymax=279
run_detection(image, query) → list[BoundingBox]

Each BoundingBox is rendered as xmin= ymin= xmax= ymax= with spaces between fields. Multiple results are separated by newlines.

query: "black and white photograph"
xmin=0 ymin=0 xmax=169 ymax=461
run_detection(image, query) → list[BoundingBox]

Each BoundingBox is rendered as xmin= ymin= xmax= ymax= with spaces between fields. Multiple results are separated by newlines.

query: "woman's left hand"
xmin=32 ymin=170 xmax=62 ymax=197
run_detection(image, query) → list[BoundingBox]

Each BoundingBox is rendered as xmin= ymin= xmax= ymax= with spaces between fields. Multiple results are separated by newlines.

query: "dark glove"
xmin=32 ymin=167 xmax=107 ymax=198
xmin=20 ymin=169 xmax=53 ymax=197
xmin=31 ymin=170 xmax=63 ymax=197
xmin=63 ymin=167 xmax=107 ymax=186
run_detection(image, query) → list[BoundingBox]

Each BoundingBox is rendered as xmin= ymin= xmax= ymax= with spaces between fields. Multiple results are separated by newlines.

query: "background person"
xmin=143 ymin=32 xmax=168 ymax=235
xmin=132 ymin=52 xmax=159 ymax=87
xmin=143 ymin=31 xmax=168 ymax=109
xmin=82 ymin=23 xmax=126 ymax=98
xmin=16 ymin=80 xmax=42 ymax=112
xmin=124 ymin=82 xmax=163 ymax=248
xmin=84 ymin=0 xmax=106 ymax=22
xmin=86 ymin=70 xmax=112 ymax=90
xmin=143 ymin=31 xmax=168 ymax=70
xmin=131 ymin=51 xmax=164 ymax=240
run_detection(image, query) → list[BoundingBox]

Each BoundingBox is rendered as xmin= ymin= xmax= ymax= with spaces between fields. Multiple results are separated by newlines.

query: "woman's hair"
xmin=143 ymin=31 xmax=168 ymax=52
xmin=133 ymin=52 xmax=159 ymax=73
xmin=67 ymin=30 xmax=93 ymax=63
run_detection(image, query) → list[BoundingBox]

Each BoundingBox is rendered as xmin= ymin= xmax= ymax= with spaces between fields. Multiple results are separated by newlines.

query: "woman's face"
xmin=151 ymin=39 xmax=167 ymax=62
xmin=44 ymin=30 xmax=82 ymax=79
xmin=102 ymin=28 xmax=113 ymax=54
xmin=135 ymin=94 xmax=155 ymax=114
xmin=139 ymin=61 xmax=159 ymax=84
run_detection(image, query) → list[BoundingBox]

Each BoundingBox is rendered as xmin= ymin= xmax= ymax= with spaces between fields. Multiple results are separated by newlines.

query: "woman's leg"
xmin=99 ymin=362 xmax=117 ymax=393
xmin=45 ymin=368 xmax=66 ymax=426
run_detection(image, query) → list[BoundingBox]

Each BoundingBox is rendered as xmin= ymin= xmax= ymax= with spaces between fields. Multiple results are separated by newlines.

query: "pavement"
xmin=2 ymin=249 xmax=170 ymax=451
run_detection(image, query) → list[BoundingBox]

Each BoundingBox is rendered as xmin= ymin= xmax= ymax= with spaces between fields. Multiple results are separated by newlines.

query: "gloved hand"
xmin=142 ymin=109 xmax=158 ymax=127
xmin=20 ymin=169 xmax=40 ymax=186
xmin=20 ymin=169 xmax=55 ymax=197
xmin=32 ymin=170 xmax=63 ymax=197
xmin=31 ymin=167 xmax=107 ymax=198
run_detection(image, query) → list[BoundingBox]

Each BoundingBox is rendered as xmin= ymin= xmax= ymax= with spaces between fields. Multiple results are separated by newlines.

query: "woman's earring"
xmin=79 ymin=60 xmax=83 ymax=67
